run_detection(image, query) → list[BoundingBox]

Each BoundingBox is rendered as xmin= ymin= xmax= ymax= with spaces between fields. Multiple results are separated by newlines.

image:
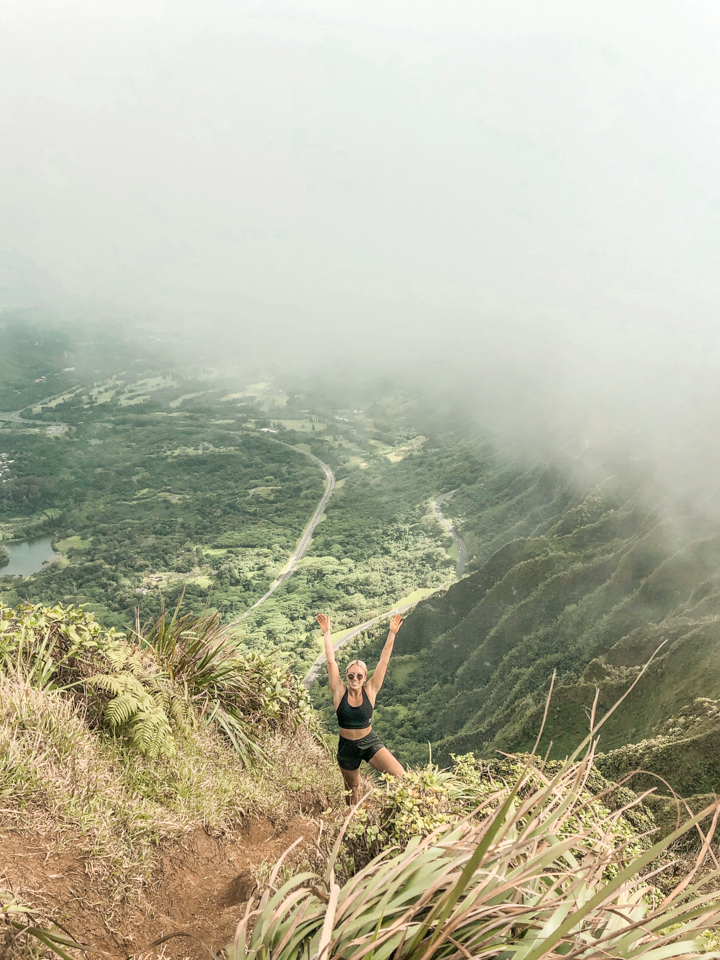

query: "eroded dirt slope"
xmin=2 ymin=809 xmax=326 ymax=959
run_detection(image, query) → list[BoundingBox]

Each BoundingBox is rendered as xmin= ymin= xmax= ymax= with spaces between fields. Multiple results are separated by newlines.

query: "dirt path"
xmin=240 ymin=437 xmax=335 ymax=620
xmin=1 ymin=814 xmax=324 ymax=960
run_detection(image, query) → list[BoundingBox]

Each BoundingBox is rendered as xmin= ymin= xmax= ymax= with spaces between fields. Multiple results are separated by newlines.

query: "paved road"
xmin=239 ymin=437 xmax=336 ymax=619
xmin=0 ymin=391 xmax=74 ymax=427
xmin=303 ymin=598 xmax=424 ymax=689
xmin=303 ymin=492 xmax=469 ymax=689
xmin=432 ymin=492 xmax=468 ymax=576
xmin=0 ymin=413 xmax=41 ymax=424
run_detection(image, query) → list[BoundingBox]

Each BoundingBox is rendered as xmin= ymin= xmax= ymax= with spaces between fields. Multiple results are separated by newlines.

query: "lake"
xmin=0 ymin=537 xmax=61 ymax=577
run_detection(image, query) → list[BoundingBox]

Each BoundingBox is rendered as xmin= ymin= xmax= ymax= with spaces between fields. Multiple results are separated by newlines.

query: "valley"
xmin=5 ymin=316 xmax=720 ymax=960
xmin=5 ymin=317 xmax=720 ymax=810
xmin=0 ymin=319 xmax=464 ymax=670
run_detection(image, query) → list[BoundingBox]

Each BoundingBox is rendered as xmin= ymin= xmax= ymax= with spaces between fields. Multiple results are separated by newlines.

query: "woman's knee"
xmin=369 ymin=747 xmax=404 ymax=777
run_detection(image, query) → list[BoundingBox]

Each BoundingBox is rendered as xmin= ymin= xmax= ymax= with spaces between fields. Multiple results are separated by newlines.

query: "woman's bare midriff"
xmin=338 ymin=725 xmax=372 ymax=740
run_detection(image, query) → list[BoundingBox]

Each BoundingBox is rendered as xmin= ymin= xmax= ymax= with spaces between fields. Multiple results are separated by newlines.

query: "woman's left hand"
xmin=389 ymin=614 xmax=403 ymax=635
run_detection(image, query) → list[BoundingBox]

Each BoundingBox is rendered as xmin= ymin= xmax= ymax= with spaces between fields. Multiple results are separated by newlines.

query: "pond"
xmin=0 ymin=537 xmax=61 ymax=577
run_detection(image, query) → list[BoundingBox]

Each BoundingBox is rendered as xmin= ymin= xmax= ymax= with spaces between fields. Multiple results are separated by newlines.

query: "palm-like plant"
xmin=133 ymin=600 xmax=311 ymax=763
xmin=231 ymin=745 xmax=720 ymax=960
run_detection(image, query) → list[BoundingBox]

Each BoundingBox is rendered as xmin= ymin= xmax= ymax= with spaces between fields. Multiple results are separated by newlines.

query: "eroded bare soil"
xmin=1 ymin=808 xmax=325 ymax=959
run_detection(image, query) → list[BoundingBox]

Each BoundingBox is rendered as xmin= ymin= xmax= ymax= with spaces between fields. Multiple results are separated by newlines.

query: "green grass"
xmin=54 ymin=536 xmax=92 ymax=552
xmin=387 ymin=655 xmax=420 ymax=684
xmin=271 ymin=419 xmax=327 ymax=431
xmin=0 ymin=673 xmax=340 ymax=897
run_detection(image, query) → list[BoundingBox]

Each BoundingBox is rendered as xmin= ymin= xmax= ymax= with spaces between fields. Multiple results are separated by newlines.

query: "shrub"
xmin=340 ymin=753 xmax=653 ymax=878
xmin=0 ymin=600 xmax=315 ymax=763
xmin=232 ymin=748 xmax=720 ymax=960
xmin=132 ymin=602 xmax=315 ymax=761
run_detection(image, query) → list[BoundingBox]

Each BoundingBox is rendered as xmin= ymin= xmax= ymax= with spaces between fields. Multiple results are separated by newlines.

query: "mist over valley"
xmin=3 ymin=3 xmax=720 ymax=956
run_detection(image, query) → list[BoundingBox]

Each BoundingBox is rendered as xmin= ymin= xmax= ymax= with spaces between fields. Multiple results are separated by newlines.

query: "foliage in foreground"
xmin=338 ymin=753 xmax=654 ymax=878
xmin=0 ymin=600 xmax=314 ymax=762
xmin=233 ymin=745 xmax=720 ymax=960
xmin=1 ymin=887 xmax=93 ymax=960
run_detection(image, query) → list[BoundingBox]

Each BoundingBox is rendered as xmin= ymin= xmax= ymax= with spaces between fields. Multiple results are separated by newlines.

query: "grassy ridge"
xmin=0 ymin=602 xmax=342 ymax=899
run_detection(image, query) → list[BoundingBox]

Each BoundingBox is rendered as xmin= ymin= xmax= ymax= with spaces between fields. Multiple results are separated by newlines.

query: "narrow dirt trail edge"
xmin=239 ymin=436 xmax=335 ymax=620
xmin=1 ymin=815 xmax=324 ymax=960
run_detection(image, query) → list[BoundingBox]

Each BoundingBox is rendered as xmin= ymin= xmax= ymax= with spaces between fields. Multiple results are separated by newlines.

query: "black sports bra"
xmin=336 ymin=688 xmax=374 ymax=729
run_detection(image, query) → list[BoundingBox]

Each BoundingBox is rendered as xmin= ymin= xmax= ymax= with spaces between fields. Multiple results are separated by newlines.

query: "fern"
xmin=129 ymin=704 xmax=175 ymax=758
xmin=87 ymin=641 xmax=187 ymax=759
xmin=2 ymin=600 xmax=312 ymax=764
xmin=103 ymin=639 xmax=144 ymax=674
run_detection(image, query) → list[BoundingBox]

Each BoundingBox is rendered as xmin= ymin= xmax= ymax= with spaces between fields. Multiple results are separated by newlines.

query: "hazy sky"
xmin=1 ymin=1 xmax=720 ymax=456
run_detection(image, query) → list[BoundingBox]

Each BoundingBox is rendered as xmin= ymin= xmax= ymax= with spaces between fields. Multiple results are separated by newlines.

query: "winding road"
xmin=432 ymin=492 xmax=468 ymax=576
xmin=302 ymin=492 xmax=468 ymax=689
xmin=0 ymin=412 xmax=46 ymax=425
xmin=238 ymin=437 xmax=336 ymax=619
xmin=0 ymin=391 xmax=73 ymax=427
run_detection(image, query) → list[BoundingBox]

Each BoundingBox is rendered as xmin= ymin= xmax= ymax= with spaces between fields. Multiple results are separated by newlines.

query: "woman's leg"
xmin=340 ymin=766 xmax=361 ymax=805
xmin=369 ymin=747 xmax=404 ymax=777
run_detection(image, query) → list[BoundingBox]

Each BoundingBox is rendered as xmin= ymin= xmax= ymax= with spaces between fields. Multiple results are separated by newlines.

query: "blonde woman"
xmin=316 ymin=613 xmax=405 ymax=805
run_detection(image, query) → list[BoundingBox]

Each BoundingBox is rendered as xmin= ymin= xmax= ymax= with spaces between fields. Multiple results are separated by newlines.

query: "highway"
xmin=432 ymin=492 xmax=468 ymax=576
xmin=239 ymin=437 xmax=336 ymax=618
xmin=303 ymin=491 xmax=469 ymax=689
xmin=0 ymin=390 xmax=73 ymax=427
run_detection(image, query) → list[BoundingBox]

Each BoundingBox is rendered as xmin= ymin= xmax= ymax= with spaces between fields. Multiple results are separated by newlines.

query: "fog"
xmin=2 ymin=1 xmax=720 ymax=480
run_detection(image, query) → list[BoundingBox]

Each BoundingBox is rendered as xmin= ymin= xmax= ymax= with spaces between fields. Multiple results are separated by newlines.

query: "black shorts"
xmin=337 ymin=731 xmax=384 ymax=771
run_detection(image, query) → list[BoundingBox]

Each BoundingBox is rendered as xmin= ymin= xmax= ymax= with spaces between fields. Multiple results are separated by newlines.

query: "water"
xmin=0 ymin=537 xmax=61 ymax=577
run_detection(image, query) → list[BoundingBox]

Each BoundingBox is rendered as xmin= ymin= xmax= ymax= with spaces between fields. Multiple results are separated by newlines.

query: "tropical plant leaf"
xmin=229 ymin=751 xmax=720 ymax=960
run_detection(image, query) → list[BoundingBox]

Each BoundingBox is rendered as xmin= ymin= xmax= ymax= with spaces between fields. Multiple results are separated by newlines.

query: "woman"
xmin=316 ymin=612 xmax=405 ymax=805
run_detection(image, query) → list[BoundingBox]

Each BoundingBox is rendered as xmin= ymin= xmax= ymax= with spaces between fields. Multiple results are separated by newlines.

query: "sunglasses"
xmin=346 ymin=672 xmax=365 ymax=680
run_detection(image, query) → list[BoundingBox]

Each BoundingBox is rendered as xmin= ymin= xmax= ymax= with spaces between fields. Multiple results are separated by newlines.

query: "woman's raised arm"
xmin=317 ymin=614 xmax=346 ymax=707
xmin=365 ymin=614 xmax=402 ymax=700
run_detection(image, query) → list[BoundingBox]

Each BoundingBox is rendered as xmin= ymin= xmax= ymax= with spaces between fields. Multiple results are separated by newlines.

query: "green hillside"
xmin=321 ymin=462 xmax=720 ymax=803
xmin=8 ymin=316 xmax=720 ymax=819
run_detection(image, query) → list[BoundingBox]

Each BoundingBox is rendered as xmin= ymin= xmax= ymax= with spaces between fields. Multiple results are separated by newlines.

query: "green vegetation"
xmin=10 ymin=314 xmax=720 ymax=849
xmin=328 ymin=464 xmax=720 ymax=810
xmin=338 ymin=753 xmax=654 ymax=879
xmin=1 ymin=600 xmax=313 ymax=763
xmin=0 ymin=318 xmax=474 ymax=668
xmin=233 ymin=747 xmax=720 ymax=960
xmin=0 ymin=601 xmax=342 ymax=900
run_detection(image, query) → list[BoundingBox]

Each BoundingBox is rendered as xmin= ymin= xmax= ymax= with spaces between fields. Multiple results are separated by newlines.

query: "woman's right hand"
xmin=316 ymin=613 xmax=331 ymax=633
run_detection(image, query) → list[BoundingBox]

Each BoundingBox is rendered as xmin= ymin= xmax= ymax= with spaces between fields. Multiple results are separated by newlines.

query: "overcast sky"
xmin=2 ymin=1 xmax=720 ymax=466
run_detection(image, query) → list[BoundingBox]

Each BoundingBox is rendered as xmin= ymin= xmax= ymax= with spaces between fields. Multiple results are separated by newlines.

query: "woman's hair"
xmin=346 ymin=659 xmax=367 ymax=675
